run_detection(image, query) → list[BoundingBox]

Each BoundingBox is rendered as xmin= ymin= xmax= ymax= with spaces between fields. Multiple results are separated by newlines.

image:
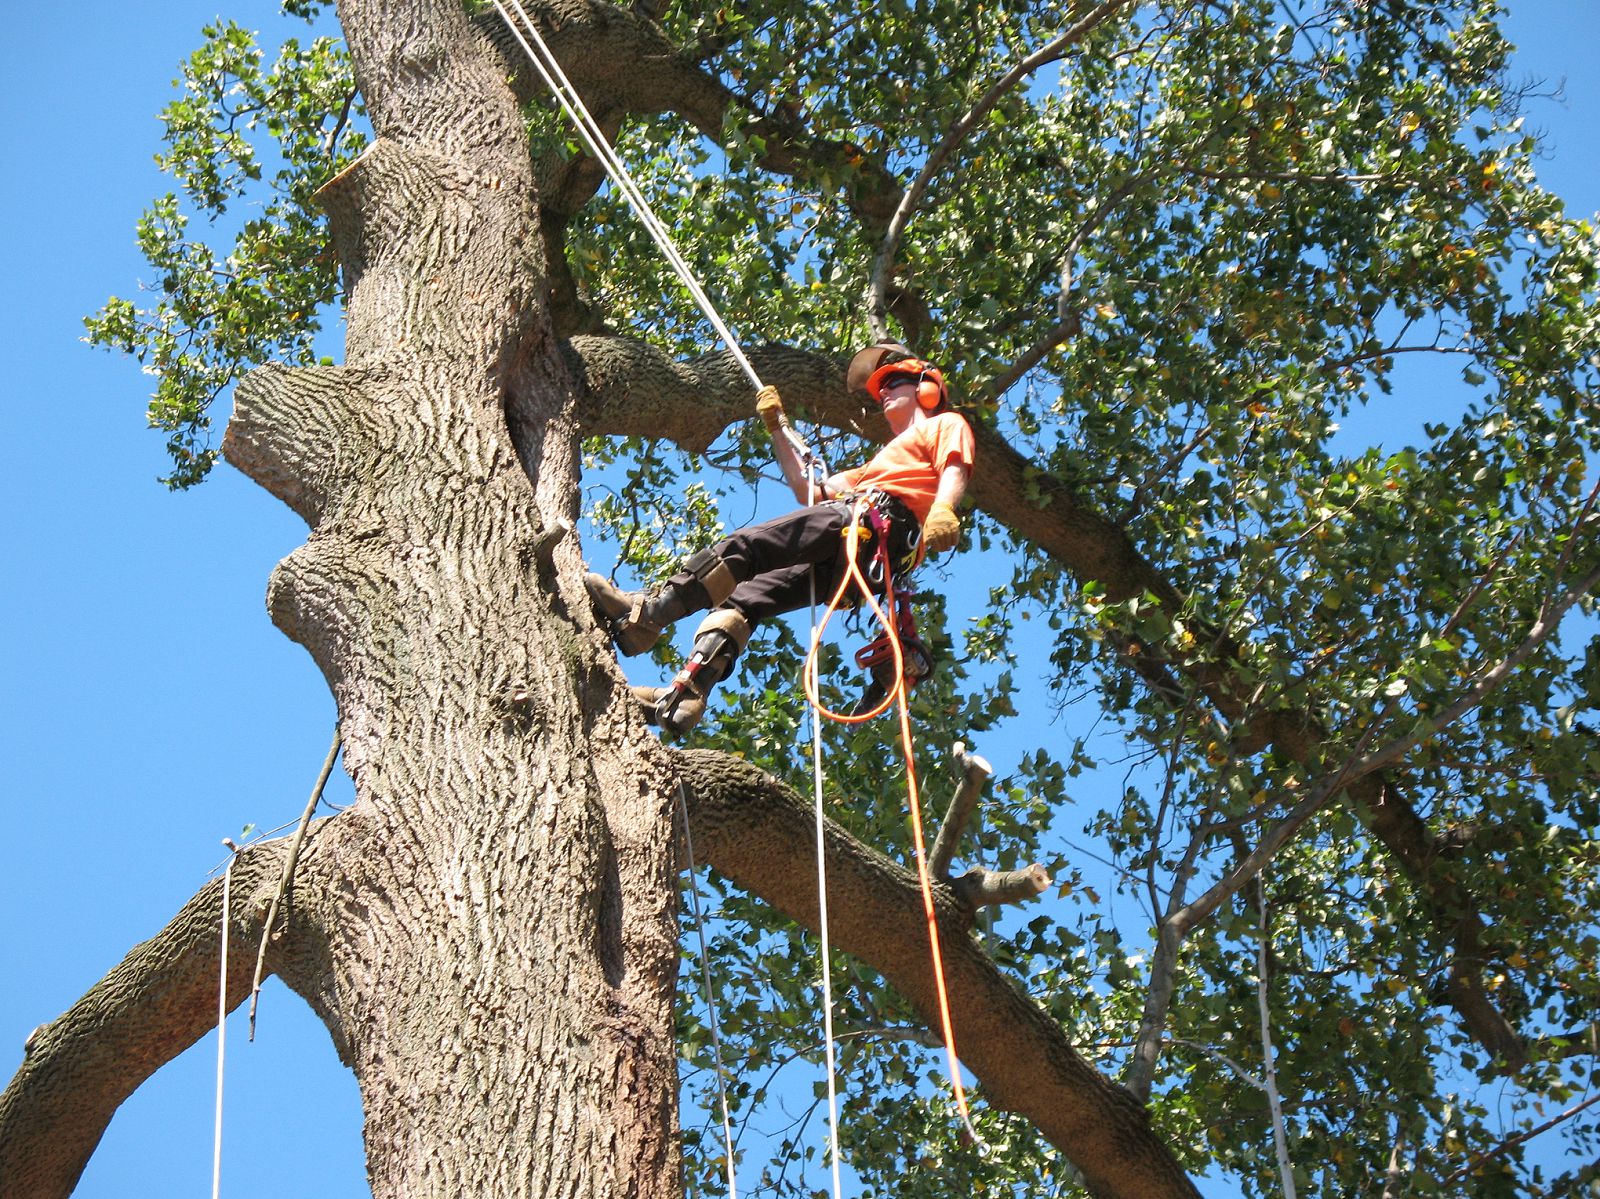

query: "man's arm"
xmin=934 ymin=463 xmax=969 ymax=509
xmin=921 ymin=463 xmax=970 ymax=557
xmin=757 ymin=386 xmax=822 ymax=504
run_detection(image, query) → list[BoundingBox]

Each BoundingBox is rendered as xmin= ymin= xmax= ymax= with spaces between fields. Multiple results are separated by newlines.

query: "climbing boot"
xmin=650 ymin=609 xmax=752 ymax=735
xmin=631 ymin=685 xmax=669 ymax=723
xmin=585 ymin=548 xmax=740 ymax=658
xmin=585 ymin=573 xmax=681 ymax=657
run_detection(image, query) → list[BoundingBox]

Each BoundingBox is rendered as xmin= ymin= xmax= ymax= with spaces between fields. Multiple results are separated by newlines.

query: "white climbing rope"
xmin=802 ymin=466 xmax=846 ymax=1199
xmin=492 ymin=11 xmax=846 ymax=1194
xmin=493 ymin=0 xmax=763 ymax=391
xmin=676 ymin=786 xmax=741 ymax=1199
xmin=213 ymin=850 xmax=237 ymax=1199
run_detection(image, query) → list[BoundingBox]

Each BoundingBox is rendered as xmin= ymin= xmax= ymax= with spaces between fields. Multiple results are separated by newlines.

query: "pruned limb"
xmin=950 ymin=864 xmax=1052 ymax=908
xmin=0 ymin=846 xmax=289 ymax=1199
xmin=673 ymin=746 xmax=1200 ymax=1199
xmin=929 ymin=741 xmax=993 ymax=879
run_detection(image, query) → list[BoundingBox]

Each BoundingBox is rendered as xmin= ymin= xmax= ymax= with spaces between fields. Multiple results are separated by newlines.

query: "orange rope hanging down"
xmin=802 ymin=500 xmax=978 ymax=1140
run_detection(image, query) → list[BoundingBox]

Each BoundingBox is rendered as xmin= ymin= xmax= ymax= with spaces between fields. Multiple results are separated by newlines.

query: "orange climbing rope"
xmin=802 ymin=498 xmax=978 ymax=1139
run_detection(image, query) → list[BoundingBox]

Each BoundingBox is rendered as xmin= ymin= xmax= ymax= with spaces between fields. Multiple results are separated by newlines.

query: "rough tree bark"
xmin=0 ymin=1 xmax=1202 ymax=1197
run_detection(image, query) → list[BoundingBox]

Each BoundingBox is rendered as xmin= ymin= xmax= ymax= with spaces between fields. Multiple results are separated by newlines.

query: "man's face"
xmin=877 ymin=373 xmax=921 ymax=429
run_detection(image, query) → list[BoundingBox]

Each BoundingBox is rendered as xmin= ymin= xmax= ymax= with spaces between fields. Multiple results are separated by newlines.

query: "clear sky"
xmin=1 ymin=3 xmax=1595 ymax=1196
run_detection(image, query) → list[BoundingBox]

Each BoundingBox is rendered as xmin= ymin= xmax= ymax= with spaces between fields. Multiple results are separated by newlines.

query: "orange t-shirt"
xmin=834 ymin=411 xmax=975 ymax=523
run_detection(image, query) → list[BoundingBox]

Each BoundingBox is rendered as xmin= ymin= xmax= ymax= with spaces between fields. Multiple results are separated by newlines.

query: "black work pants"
xmin=666 ymin=497 xmax=916 ymax=630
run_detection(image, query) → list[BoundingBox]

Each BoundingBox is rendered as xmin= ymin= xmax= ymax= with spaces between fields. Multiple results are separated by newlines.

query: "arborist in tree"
xmin=587 ymin=343 xmax=975 ymax=735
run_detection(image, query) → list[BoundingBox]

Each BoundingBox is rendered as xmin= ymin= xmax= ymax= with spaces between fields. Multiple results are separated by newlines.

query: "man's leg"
xmin=586 ymin=503 xmax=854 ymax=656
xmin=641 ymin=545 xmax=881 ymax=733
xmin=636 ymin=607 xmax=754 ymax=735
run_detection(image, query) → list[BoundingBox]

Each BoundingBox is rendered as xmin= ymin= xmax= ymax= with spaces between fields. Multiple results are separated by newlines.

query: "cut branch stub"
xmin=227 ymin=363 xmax=386 ymax=527
xmin=950 ymin=863 xmax=1052 ymax=907
xmin=316 ymin=137 xmax=540 ymax=375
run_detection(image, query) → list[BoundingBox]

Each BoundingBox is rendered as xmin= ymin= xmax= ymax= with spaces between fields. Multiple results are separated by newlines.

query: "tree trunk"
xmin=222 ymin=1 xmax=682 ymax=1194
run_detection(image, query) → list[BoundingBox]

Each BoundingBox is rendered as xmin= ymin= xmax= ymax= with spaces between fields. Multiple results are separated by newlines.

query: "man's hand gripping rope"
xmin=755 ymin=384 xmax=827 ymax=495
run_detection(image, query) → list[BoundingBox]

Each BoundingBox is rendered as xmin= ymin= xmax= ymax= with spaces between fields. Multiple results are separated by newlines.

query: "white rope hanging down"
xmin=213 ymin=850 xmax=237 ymax=1199
xmin=805 ymin=472 xmax=846 ymax=1199
xmin=492 ymin=9 xmax=845 ymax=1194
xmin=676 ymin=787 xmax=741 ymax=1199
xmin=493 ymin=0 xmax=763 ymax=391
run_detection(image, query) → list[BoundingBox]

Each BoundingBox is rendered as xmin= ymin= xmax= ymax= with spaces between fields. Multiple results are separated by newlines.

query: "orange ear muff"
xmin=916 ymin=367 xmax=945 ymax=410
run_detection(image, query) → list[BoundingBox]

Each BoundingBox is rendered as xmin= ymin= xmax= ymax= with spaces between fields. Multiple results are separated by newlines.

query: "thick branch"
xmin=929 ymin=742 xmax=993 ymax=878
xmin=674 ymin=747 xmax=1200 ymax=1199
xmin=0 ymin=847 xmax=289 ymax=1198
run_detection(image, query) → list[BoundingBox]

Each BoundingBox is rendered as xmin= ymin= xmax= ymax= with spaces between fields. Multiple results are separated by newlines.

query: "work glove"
xmin=755 ymin=384 xmax=786 ymax=433
xmin=921 ymin=501 xmax=961 ymax=556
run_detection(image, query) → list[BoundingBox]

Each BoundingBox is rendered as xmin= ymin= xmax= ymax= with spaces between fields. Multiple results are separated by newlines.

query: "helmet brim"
xmin=846 ymin=341 xmax=914 ymax=395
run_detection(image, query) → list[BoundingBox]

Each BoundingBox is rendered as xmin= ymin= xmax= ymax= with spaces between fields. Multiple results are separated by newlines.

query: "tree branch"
xmin=673 ymin=747 xmax=1201 ymax=1199
xmin=0 ymin=846 xmax=289 ymax=1198
xmin=929 ymin=741 xmax=993 ymax=878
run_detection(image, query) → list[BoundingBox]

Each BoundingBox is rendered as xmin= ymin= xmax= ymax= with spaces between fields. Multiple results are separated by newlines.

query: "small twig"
xmin=1257 ymin=876 xmax=1296 ymax=1199
xmin=323 ymin=88 xmax=358 ymax=163
xmin=929 ymin=741 xmax=993 ymax=878
xmin=1381 ymin=1129 xmax=1408 ymax=1199
xmin=1438 ymin=1092 xmax=1600 ymax=1188
xmin=248 ymin=728 xmax=342 ymax=1039
xmin=1167 ymin=1037 xmax=1262 ymax=1090
xmin=865 ymin=0 xmax=1139 ymax=338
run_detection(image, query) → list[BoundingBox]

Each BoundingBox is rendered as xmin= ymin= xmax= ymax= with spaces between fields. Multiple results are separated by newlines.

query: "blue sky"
xmin=1 ymin=2 xmax=1596 ymax=1196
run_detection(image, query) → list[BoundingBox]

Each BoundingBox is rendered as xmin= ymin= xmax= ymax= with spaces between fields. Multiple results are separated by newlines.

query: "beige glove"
xmin=755 ymin=384 xmax=785 ymax=433
xmin=921 ymin=501 xmax=961 ymax=556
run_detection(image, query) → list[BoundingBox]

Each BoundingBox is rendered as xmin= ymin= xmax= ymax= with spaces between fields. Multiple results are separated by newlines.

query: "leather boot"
xmin=585 ymin=573 xmax=692 ymax=657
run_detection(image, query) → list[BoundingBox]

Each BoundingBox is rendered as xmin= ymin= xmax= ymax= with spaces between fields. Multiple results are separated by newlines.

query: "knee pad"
xmin=690 ymin=607 xmax=753 ymax=671
xmin=682 ymin=547 xmax=738 ymax=609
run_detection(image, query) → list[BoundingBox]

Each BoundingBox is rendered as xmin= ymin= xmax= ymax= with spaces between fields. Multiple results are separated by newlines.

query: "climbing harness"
xmin=493 ymin=1 xmax=978 ymax=1181
xmin=851 ymin=589 xmax=933 ymax=717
